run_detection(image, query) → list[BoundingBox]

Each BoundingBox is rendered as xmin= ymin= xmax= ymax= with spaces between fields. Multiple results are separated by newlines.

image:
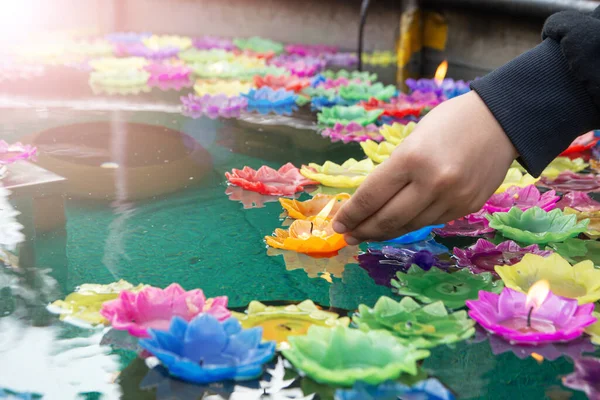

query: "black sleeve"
xmin=470 ymin=6 xmax=600 ymax=177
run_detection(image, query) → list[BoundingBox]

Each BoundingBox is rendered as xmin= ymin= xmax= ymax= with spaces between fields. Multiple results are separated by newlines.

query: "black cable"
xmin=358 ymin=0 xmax=372 ymax=71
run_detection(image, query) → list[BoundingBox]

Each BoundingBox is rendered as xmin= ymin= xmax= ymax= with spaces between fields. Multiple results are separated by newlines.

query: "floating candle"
xmin=253 ymin=74 xmax=311 ymax=93
xmin=560 ymin=131 xmax=599 ymax=155
xmin=192 ymin=35 xmax=236 ymax=51
xmin=265 ymin=198 xmax=347 ymax=255
xmin=495 ymin=253 xmax=600 ymax=304
xmin=300 ymin=158 xmax=376 ymax=188
xmin=386 ymin=224 xmax=445 ymax=244
xmin=479 ymin=185 xmax=559 ymax=214
xmin=540 ymin=171 xmax=600 ymax=193
xmin=47 ymin=280 xmax=146 ymax=328
xmin=466 ymin=284 xmax=596 ymax=345
xmin=181 ymin=94 xmax=248 ymax=119
xmin=234 ymin=36 xmax=284 ymax=54
xmin=231 ymin=300 xmax=349 ymax=348
xmin=279 ymin=193 xmax=350 ymax=220
xmin=193 ymin=79 xmax=253 ymax=97
xmin=433 ymin=217 xmax=494 ymax=237
xmin=563 ymin=207 xmax=600 ymax=239
xmin=405 ymin=60 xmax=470 ymax=100
xmin=338 ymin=82 xmax=397 ymax=102
xmin=361 ymin=140 xmax=397 ymax=163
xmin=359 ymin=98 xmax=423 ymax=119
xmin=88 ymin=69 xmax=151 ymax=95
xmin=226 ymin=163 xmax=318 ymax=196
xmin=391 ymin=267 xmax=503 ymax=309
xmin=139 ymin=314 xmax=276 ymax=384
xmin=242 ymin=87 xmax=298 ymax=115
xmin=453 ymin=239 xmax=552 ymax=275
xmin=100 ymin=283 xmax=231 ymax=338
xmin=378 ymin=122 xmax=417 ymax=145
xmin=548 ymin=238 xmax=600 ymax=266
xmin=318 ymin=105 xmax=383 ymax=127
xmin=320 ymin=70 xmax=377 ymax=83
xmin=354 ymin=296 xmax=475 ymax=348
xmin=358 ymin=247 xmax=451 ymax=287
xmin=555 ymin=191 xmax=600 ymax=212
xmin=486 ymin=207 xmax=589 ymax=244
xmin=320 ymin=122 xmax=383 ymax=144
xmin=281 ymin=326 xmax=429 ymax=386
xmin=495 ymin=168 xmax=539 ymax=194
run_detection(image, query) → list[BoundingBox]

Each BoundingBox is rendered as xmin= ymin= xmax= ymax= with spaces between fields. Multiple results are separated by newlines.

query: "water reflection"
xmin=267 ymin=246 xmax=359 ymax=280
xmin=132 ymin=357 xmax=312 ymax=400
xmin=26 ymin=121 xmax=213 ymax=201
xmin=225 ymin=186 xmax=282 ymax=209
xmin=0 ymin=317 xmax=121 ymax=399
xmin=471 ymin=326 xmax=596 ymax=361
xmin=0 ymin=185 xmax=25 ymax=262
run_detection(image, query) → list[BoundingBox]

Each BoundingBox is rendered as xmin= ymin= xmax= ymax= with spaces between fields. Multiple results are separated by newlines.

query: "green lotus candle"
xmin=548 ymin=238 xmax=600 ymax=266
xmin=486 ymin=206 xmax=589 ymax=244
xmin=317 ymin=105 xmax=383 ymax=127
xmin=321 ymin=70 xmax=377 ymax=82
xmin=339 ymin=82 xmax=397 ymax=102
xmin=282 ymin=325 xmax=429 ymax=386
xmin=233 ymin=36 xmax=284 ymax=54
xmin=391 ymin=266 xmax=503 ymax=309
xmin=353 ymin=296 xmax=475 ymax=348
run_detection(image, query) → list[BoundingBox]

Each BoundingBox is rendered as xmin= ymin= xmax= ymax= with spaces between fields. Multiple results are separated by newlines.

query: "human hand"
xmin=332 ymin=91 xmax=519 ymax=244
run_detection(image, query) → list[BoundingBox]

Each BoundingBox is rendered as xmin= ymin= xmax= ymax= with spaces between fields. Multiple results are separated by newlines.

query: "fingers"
xmin=332 ymin=158 xmax=410 ymax=234
xmin=402 ymin=200 xmax=448 ymax=232
xmin=435 ymin=209 xmax=470 ymax=226
xmin=344 ymin=183 xmax=433 ymax=244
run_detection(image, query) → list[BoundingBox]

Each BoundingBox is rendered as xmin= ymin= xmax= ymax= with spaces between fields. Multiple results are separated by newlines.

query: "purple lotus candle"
xmin=321 ymin=122 xmax=382 ymax=144
xmin=453 ymin=239 xmax=552 ymax=275
xmin=405 ymin=60 xmax=471 ymax=100
xmin=556 ymin=191 xmax=600 ymax=212
xmin=192 ymin=36 xmax=236 ymax=51
xmin=467 ymin=282 xmax=596 ymax=345
xmin=285 ymin=44 xmax=338 ymax=57
xmin=145 ymin=63 xmax=192 ymax=91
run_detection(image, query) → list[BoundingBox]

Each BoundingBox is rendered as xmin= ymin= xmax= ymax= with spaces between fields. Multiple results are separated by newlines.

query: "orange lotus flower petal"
xmin=266 ymin=219 xmax=347 ymax=255
xmin=279 ymin=193 xmax=351 ymax=220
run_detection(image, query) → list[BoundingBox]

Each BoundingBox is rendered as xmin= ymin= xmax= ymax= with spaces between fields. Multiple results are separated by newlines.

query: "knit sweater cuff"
xmin=470 ymin=38 xmax=600 ymax=177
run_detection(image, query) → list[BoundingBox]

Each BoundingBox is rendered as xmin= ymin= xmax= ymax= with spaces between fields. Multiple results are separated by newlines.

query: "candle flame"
xmin=525 ymin=280 xmax=550 ymax=310
xmin=531 ymin=353 xmax=544 ymax=363
xmin=315 ymin=198 xmax=337 ymax=221
xmin=434 ymin=60 xmax=448 ymax=85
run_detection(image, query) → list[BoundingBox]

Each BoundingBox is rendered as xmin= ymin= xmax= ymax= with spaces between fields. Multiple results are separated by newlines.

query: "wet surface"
xmin=0 ymin=82 xmax=597 ymax=399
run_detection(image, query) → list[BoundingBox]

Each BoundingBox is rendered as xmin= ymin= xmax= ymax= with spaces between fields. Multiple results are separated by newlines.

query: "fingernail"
xmin=344 ymin=235 xmax=360 ymax=246
xmin=332 ymin=221 xmax=347 ymax=234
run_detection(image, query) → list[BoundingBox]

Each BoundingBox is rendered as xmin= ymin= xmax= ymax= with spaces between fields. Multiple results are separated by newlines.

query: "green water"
xmin=0 ymin=97 xmax=596 ymax=399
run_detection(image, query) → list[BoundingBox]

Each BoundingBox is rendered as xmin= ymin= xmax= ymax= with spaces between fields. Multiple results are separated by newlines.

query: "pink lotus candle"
xmin=467 ymin=281 xmax=596 ymax=345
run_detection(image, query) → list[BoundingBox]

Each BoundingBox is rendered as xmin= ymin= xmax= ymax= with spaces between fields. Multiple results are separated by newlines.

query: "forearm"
xmin=470 ymin=6 xmax=600 ymax=177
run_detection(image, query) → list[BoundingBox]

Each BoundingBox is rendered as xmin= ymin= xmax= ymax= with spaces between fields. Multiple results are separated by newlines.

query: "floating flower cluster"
xmin=181 ymin=93 xmax=248 ymax=119
xmin=15 ymin=33 xmax=600 ymax=396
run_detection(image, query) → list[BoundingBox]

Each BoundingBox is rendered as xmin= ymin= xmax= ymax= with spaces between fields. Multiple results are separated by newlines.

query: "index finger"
xmin=332 ymin=157 xmax=410 ymax=234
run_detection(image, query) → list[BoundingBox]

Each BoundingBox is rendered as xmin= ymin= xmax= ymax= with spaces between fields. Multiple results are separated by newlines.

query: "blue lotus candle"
xmin=139 ymin=314 xmax=276 ymax=384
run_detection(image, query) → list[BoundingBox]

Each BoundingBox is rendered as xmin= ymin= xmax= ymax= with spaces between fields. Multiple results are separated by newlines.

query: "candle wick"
xmin=199 ymin=358 xmax=204 ymax=366
xmin=309 ymin=222 xmax=314 ymax=234
xmin=527 ymin=306 xmax=534 ymax=328
xmin=278 ymin=323 xmax=292 ymax=331
xmin=452 ymin=285 xmax=457 ymax=293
